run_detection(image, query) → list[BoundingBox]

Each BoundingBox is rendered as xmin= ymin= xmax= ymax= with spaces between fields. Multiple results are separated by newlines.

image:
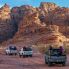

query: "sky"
xmin=0 ymin=0 xmax=69 ymax=8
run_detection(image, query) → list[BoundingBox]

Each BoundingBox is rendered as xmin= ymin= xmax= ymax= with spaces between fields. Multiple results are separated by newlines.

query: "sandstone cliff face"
xmin=12 ymin=2 xmax=69 ymax=45
xmin=0 ymin=4 xmax=17 ymax=42
xmin=0 ymin=2 xmax=69 ymax=44
xmin=11 ymin=5 xmax=37 ymax=24
xmin=49 ymin=7 xmax=69 ymax=37
xmin=37 ymin=2 xmax=58 ymax=24
xmin=39 ymin=2 xmax=58 ymax=13
xmin=38 ymin=3 xmax=69 ymax=38
xmin=37 ymin=25 xmax=66 ymax=45
xmin=17 ymin=12 xmax=47 ymax=35
xmin=0 ymin=4 xmax=10 ymax=20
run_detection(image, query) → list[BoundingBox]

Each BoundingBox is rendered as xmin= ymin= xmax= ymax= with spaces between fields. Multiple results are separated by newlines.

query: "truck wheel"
xmin=26 ymin=55 xmax=28 ymax=57
xmin=9 ymin=53 xmax=11 ymax=55
xmin=19 ymin=55 xmax=21 ymax=58
xmin=23 ymin=55 xmax=25 ymax=58
xmin=30 ymin=55 xmax=32 ymax=57
xmin=62 ymin=62 xmax=66 ymax=66
xmin=48 ymin=62 xmax=52 ymax=66
xmin=45 ymin=60 xmax=48 ymax=64
xmin=15 ymin=53 xmax=17 ymax=56
xmin=6 ymin=53 xmax=7 ymax=55
xmin=45 ymin=59 xmax=48 ymax=64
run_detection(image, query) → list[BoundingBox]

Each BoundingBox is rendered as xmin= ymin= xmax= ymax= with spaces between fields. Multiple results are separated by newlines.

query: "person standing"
xmin=59 ymin=46 xmax=64 ymax=55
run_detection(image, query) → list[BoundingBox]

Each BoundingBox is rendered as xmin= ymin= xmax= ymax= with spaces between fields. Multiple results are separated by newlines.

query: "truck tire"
xmin=45 ymin=59 xmax=48 ymax=64
xmin=19 ymin=55 xmax=21 ymax=58
xmin=30 ymin=55 xmax=32 ymax=57
xmin=48 ymin=62 xmax=52 ymax=66
xmin=8 ymin=53 xmax=11 ymax=55
xmin=45 ymin=61 xmax=48 ymax=64
xmin=19 ymin=53 xmax=22 ymax=58
xmin=6 ymin=52 xmax=7 ymax=55
xmin=15 ymin=53 xmax=17 ymax=56
xmin=23 ymin=55 xmax=25 ymax=58
xmin=62 ymin=62 xmax=66 ymax=66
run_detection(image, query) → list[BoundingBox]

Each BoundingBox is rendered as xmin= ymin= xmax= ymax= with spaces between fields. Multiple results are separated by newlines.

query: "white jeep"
xmin=5 ymin=46 xmax=17 ymax=55
xmin=19 ymin=47 xmax=33 ymax=57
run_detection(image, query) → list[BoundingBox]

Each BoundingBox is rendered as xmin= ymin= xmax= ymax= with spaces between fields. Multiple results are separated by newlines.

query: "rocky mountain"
xmin=0 ymin=4 xmax=17 ymax=42
xmin=0 ymin=2 xmax=69 ymax=45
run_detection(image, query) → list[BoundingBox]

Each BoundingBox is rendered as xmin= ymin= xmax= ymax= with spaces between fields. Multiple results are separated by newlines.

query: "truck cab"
xmin=45 ymin=48 xmax=67 ymax=66
xmin=19 ymin=47 xmax=33 ymax=57
xmin=5 ymin=46 xmax=17 ymax=55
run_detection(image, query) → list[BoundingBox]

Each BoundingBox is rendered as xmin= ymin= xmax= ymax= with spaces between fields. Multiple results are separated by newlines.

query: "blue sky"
xmin=0 ymin=0 xmax=69 ymax=8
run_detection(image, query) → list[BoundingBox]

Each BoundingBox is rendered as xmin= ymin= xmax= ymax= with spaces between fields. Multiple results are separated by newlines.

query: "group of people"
xmin=49 ymin=45 xmax=64 ymax=55
xmin=22 ymin=46 xmax=32 ymax=51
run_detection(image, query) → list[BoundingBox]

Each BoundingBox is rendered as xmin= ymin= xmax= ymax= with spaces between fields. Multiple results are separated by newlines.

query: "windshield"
xmin=23 ymin=48 xmax=32 ymax=51
xmin=51 ymin=49 xmax=59 ymax=55
xmin=50 ymin=49 xmax=61 ymax=56
xmin=9 ymin=46 xmax=17 ymax=50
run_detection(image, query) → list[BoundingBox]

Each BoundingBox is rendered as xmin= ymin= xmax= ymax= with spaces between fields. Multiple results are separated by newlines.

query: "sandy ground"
xmin=0 ymin=46 xmax=68 ymax=69
xmin=0 ymin=52 xmax=69 ymax=69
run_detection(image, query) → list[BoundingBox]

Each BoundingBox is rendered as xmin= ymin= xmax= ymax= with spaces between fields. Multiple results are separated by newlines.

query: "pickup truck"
xmin=19 ymin=47 xmax=33 ymax=57
xmin=5 ymin=46 xmax=17 ymax=55
xmin=45 ymin=48 xmax=67 ymax=66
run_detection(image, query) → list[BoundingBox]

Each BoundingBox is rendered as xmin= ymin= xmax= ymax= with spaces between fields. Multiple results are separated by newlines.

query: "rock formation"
xmin=0 ymin=2 xmax=69 ymax=45
xmin=0 ymin=4 xmax=17 ymax=42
